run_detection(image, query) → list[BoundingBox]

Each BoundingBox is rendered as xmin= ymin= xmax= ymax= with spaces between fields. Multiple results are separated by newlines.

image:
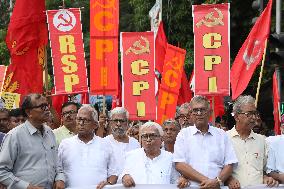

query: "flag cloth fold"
xmin=273 ymin=72 xmax=281 ymax=135
xmin=155 ymin=22 xmax=168 ymax=74
xmin=177 ymin=71 xmax=193 ymax=106
xmin=4 ymin=0 xmax=48 ymax=96
xmin=230 ymin=0 xmax=272 ymax=100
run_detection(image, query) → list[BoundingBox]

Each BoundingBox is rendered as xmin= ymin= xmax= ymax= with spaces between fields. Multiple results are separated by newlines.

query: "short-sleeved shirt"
xmin=58 ymin=135 xmax=118 ymax=188
xmin=173 ymin=125 xmax=238 ymax=185
xmin=266 ymin=136 xmax=284 ymax=174
xmin=53 ymin=125 xmax=75 ymax=145
xmin=0 ymin=121 xmax=64 ymax=189
xmin=104 ymin=135 xmax=140 ymax=174
xmin=227 ymin=127 xmax=267 ymax=187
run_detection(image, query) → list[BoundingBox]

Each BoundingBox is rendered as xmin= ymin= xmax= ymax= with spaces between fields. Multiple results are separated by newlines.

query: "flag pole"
xmin=44 ymin=47 xmax=49 ymax=94
xmin=212 ymin=97 xmax=215 ymax=126
xmin=255 ymin=39 xmax=268 ymax=107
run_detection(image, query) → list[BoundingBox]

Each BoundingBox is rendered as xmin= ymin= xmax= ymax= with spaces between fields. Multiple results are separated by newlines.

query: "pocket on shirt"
xmin=251 ymin=152 xmax=264 ymax=171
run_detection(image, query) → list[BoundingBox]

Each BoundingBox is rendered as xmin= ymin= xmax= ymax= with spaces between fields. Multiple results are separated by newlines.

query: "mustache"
xmin=112 ymin=127 xmax=126 ymax=135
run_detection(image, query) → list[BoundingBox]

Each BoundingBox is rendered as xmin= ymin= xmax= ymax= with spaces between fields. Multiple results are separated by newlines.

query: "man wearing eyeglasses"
xmin=174 ymin=95 xmax=238 ymax=189
xmin=121 ymin=121 xmax=189 ymax=188
xmin=104 ymin=107 xmax=140 ymax=180
xmin=226 ymin=95 xmax=278 ymax=189
xmin=53 ymin=101 xmax=80 ymax=145
xmin=175 ymin=103 xmax=193 ymax=129
xmin=0 ymin=93 xmax=65 ymax=189
xmin=57 ymin=104 xmax=118 ymax=188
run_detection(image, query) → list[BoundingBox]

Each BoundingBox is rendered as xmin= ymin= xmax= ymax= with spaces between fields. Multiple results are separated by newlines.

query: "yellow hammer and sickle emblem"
xmin=196 ymin=8 xmax=224 ymax=28
xmin=125 ymin=36 xmax=150 ymax=55
xmin=91 ymin=0 xmax=116 ymax=9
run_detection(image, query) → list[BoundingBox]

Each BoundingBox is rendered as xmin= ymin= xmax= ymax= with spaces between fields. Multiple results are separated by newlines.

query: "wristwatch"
xmin=216 ymin=176 xmax=223 ymax=186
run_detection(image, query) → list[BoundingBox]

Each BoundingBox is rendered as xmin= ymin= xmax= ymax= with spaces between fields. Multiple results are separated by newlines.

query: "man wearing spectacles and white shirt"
xmin=120 ymin=121 xmax=189 ymax=188
xmin=174 ymin=95 xmax=238 ymax=189
xmin=104 ymin=107 xmax=140 ymax=178
xmin=57 ymin=104 xmax=118 ymax=188
xmin=226 ymin=95 xmax=278 ymax=189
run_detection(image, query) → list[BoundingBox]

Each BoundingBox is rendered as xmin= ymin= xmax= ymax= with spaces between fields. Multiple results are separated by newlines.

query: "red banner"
xmin=0 ymin=66 xmax=7 ymax=92
xmin=121 ymin=32 xmax=156 ymax=120
xmin=193 ymin=3 xmax=230 ymax=96
xmin=47 ymin=8 xmax=88 ymax=95
xmin=90 ymin=0 xmax=119 ymax=95
xmin=157 ymin=44 xmax=186 ymax=124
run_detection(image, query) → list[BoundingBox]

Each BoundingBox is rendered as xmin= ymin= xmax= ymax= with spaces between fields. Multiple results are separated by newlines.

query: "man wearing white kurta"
xmin=58 ymin=105 xmax=117 ymax=188
xmin=104 ymin=107 xmax=140 ymax=175
xmin=174 ymin=96 xmax=238 ymax=189
xmin=120 ymin=122 xmax=189 ymax=188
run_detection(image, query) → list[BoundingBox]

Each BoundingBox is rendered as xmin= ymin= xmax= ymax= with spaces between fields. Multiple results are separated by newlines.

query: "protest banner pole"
xmin=255 ymin=39 xmax=268 ymax=108
xmin=212 ymin=97 xmax=215 ymax=126
xmin=44 ymin=47 xmax=49 ymax=93
xmin=102 ymin=95 xmax=106 ymax=115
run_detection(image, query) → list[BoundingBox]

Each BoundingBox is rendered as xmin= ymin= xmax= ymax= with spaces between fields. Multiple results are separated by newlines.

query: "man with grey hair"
xmin=162 ymin=119 xmax=181 ymax=153
xmin=226 ymin=95 xmax=278 ymax=189
xmin=104 ymin=107 xmax=140 ymax=181
xmin=121 ymin=121 xmax=189 ymax=188
xmin=175 ymin=102 xmax=193 ymax=128
xmin=57 ymin=104 xmax=118 ymax=188
xmin=174 ymin=95 xmax=238 ymax=189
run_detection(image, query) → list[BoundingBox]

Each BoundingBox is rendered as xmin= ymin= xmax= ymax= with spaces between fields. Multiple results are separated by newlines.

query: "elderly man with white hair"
xmin=174 ymin=95 xmax=238 ymax=189
xmin=120 ymin=121 xmax=189 ymax=188
xmin=57 ymin=105 xmax=118 ymax=188
xmin=104 ymin=107 xmax=140 ymax=178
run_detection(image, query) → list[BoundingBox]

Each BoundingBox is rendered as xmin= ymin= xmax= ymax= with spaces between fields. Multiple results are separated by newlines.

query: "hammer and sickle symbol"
xmin=56 ymin=11 xmax=73 ymax=29
xmin=92 ymin=0 xmax=115 ymax=9
xmin=243 ymin=40 xmax=262 ymax=70
xmin=11 ymin=40 xmax=29 ymax=56
xmin=196 ymin=8 xmax=224 ymax=28
xmin=125 ymin=36 xmax=150 ymax=55
xmin=166 ymin=56 xmax=183 ymax=72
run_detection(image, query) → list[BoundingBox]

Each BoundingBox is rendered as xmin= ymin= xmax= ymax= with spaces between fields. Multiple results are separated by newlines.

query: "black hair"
xmin=61 ymin=101 xmax=81 ymax=112
xmin=21 ymin=93 xmax=42 ymax=110
xmin=9 ymin=108 xmax=26 ymax=117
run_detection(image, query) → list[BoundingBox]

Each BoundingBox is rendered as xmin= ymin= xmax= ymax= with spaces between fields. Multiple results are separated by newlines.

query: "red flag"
xmin=273 ymin=72 xmax=281 ymax=135
xmin=81 ymin=92 xmax=89 ymax=104
xmin=208 ymin=96 xmax=225 ymax=119
xmin=4 ymin=0 xmax=48 ymax=95
xmin=177 ymin=71 xmax=193 ymax=106
xmin=155 ymin=22 xmax=168 ymax=73
xmin=112 ymin=75 xmax=122 ymax=109
xmin=230 ymin=0 xmax=272 ymax=100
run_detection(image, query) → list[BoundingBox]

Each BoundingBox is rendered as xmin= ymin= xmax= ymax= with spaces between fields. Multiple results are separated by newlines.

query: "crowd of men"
xmin=0 ymin=93 xmax=283 ymax=189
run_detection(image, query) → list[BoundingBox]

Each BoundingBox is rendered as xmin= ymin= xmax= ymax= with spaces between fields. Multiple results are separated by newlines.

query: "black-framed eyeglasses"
xmin=29 ymin=103 xmax=50 ymax=111
xmin=141 ymin=133 xmax=160 ymax=141
xmin=238 ymin=111 xmax=260 ymax=118
xmin=62 ymin=110 xmax=77 ymax=117
xmin=76 ymin=117 xmax=93 ymax=124
xmin=191 ymin=108 xmax=208 ymax=115
xmin=109 ymin=119 xmax=128 ymax=124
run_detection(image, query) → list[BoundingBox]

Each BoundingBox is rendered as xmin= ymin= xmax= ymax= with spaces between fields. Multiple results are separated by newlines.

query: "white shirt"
xmin=104 ymin=135 xmax=140 ymax=174
xmin=57 ymin=135 xmax=117 ymax=188
xmin=267 ymin=135 xmax=284 ymax=174
xmin=120 ymin=148 xmax=178 ymax=184
xmin=173 ymin=125 xmax=238 ymax=184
